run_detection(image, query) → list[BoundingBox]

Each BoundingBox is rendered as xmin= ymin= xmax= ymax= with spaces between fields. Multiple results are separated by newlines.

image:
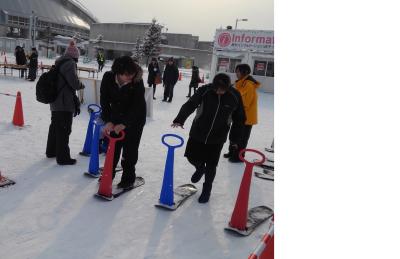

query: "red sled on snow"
xmin=0 ymin=171 xmax=15 ymax=188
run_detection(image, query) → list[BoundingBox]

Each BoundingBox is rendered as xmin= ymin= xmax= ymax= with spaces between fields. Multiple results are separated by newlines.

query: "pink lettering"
xmin=255 ymin=37 xmax=265 ymax=44
xmin=245 ymin=36 xmax=251 ymax=43
xmin=233 ymin=35 xmax=241 ymax=42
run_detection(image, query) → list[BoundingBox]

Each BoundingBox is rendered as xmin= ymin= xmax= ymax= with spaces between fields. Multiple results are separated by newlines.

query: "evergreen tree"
xmin=132 ymin=37 xmax=143 ymax=62
xmin=142 ymin=18 xmax=162 ymax=65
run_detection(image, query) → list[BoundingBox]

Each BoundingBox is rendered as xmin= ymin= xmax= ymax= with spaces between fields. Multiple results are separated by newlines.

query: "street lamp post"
xmin=235 ymin=18 xmax=248 ymax=29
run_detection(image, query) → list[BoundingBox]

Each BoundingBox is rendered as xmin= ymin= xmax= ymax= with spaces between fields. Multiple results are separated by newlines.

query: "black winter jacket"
xmin=100 ymin=71 xmax=146 ymax=129
xmin=29 ymin=51 xmax=38 ymax=68
xmin=15 ymin=49 xmax=27 ymax=65
xmin=147 ymin=62 xmax=160 ymax=85
xmin=162 ymin=64 xmax=179 ymax=86
xmin=173 ymin=84 xmax=245 ymax=144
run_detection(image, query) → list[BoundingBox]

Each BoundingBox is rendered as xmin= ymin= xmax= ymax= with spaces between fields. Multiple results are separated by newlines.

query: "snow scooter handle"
xmin=239 ymin=149 xmax=266 ymax=165
xmin=104 ymin=130 xmax=125 ymax=142
xmin=87 ymin=104 xmax=102 ymax=115
xmin=161 ymin=134 xmax=184 ymax=149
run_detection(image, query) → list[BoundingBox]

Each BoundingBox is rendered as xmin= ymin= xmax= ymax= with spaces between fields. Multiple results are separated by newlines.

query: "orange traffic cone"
xmin=178 ymin=72 xmax=182 ymax=81
xmin=12 ymin=91 xmax=24 ymax=127
xmin=201 ymin=74 xmax=205 ymax=83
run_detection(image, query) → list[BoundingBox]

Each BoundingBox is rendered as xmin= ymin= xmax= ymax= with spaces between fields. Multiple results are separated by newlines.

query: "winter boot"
xmin=223 ymin=143 xmax=236 ymax=158
xmin=191 ymin=166 xmax=205 ymax=183
xmin=198 ymin=183 xmax=212 ymax=203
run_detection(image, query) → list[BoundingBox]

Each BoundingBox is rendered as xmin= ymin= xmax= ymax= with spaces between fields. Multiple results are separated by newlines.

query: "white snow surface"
xmin=0 ymin=53 xmax=274 ymax=259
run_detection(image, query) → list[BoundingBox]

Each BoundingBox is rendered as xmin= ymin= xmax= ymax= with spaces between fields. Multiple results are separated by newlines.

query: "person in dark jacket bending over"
xmin=100 ymin=56 xmax=146 ymax=189
xmin=46 ymin=40 xmax=85 ymax=165
xmin=162 ymin=57 xmax=179 ymax=102
xmin=172 ymin=73 xmax=245 ymax=203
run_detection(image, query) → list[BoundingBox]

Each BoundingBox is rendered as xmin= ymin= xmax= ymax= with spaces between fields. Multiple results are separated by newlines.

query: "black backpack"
xmin=36 ymin=59 xmax=69 ymax=104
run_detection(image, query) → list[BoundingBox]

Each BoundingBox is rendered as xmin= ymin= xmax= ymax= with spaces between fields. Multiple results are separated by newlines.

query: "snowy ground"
xmin=0 ymin=53 xmax=274 ymax=259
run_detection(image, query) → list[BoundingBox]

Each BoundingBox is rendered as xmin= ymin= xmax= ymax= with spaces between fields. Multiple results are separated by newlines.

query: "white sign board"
xmin=214 ymin=29 xmax=274 ymax=53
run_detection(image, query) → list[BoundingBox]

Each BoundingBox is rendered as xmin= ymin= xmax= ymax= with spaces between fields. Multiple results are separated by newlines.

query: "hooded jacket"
xmin=235 ymin=75 xmax=261 ymax=125
xmin=50 ymin=55 xmax=84 ymax=112
xmin=174 ymin=83 xmax=245 ymax=145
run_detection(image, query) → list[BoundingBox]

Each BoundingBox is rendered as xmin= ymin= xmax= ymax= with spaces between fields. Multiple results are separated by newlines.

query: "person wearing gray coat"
xmin=45 ymin=40 xmax=84 ymax=165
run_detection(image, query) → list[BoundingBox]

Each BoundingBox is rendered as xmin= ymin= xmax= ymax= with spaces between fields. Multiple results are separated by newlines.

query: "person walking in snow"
xmin=27 ymin=47 xmax=38 ymax=81
xmin=46 ymin=40 xmax=85 ymax=165
xmin=96 ymin=50 xmax=105 ymax=72
xmin=224 ymin=64 xmax=261 ymax=163
xmin=100 ymin=56 xmax=146 ymax=189
xmin=186 ymin=65 xmax=201 ymax=98
xmin=162 ymin=57 xmax=179 ymax=103
xmin=171 ymin=73 xmax=245 ymax=203
xmin=147 ymin=57 xmax=160 ymax=100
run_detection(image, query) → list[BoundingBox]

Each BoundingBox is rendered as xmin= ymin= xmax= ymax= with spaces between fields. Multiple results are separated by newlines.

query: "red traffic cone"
xmin=229 ymin=149 xmax=265 ymax=230
xmin=201 ymin=74 xmax=204 ymax=83
xmin=178 ymin=72 xmax=182 ymax=81
xmin=248 ymin=225 xmax=274 ymax=259
xmin=97 ymin=131 xmax=125 ymax=198
xmin=12 ymin=92 xmax=24 ymax=127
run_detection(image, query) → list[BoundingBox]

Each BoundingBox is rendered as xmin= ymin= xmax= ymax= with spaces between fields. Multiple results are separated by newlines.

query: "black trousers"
xmin=28 ymin=65 xmax=37 ymax=80
xmin=228 ymin=125 xmax=253 ymax=159
xmin=149 ymin=83 xmax=156 ymax=97
xmin=239 ymin=125 xmax=253 ymax=150
xmin=46 ymin=111 xmax=73 ymax=163
xmin=20 ymin=68 xmax=26 ymax=78
xmin=98 ymin=62 xmax=104 ymax=72
xmin=111 ymin=126 xmax=144 ymax=185
xmin=163 ymin=83 xmax=175 ymax=101
xmin=185 ymin=138 xmax=223 ymax=186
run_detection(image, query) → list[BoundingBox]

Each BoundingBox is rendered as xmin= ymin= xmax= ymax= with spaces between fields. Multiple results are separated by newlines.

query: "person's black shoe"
xmin=198 ymin=183 xmax=212 ymax=203
xmin=117 ymin=181 xmax=134 ymax=189
xmin=191 ymin=168 xmax=205 ymax=183
xmin=223 ymin=152 xmax=232 ymax=158
xmin=167 ymin=99 xmax=172 ymax=103
xmin=162 ymin=99 xmax=167 ymax=102
xmin=186 ymin=95 xmax=190 ymax=98
xmin=57 ymin=158 xmax=77 ymax=165
xmin=228 ymin=157 xmax=243 ymax=163
xmin=46 ymin=153 xmax=56 ymax=158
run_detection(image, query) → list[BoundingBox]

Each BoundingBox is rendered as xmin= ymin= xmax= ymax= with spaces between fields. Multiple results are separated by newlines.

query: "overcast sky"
xmin=78 ymin=0 xmax=274 ymax=41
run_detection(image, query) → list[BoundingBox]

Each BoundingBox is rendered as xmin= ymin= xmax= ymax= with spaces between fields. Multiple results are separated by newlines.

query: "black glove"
xmin=73 ymin=94 xmax=81 ymax=117
xmin=74 ymin=107 xmax=80 ymax=117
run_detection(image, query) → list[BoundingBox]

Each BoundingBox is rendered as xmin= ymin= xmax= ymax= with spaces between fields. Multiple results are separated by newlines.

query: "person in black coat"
xmin=15 ymin=46 xmax=27 ymax=78
xmin=27 ymin=47 xmax=38 ymax=81
xmin=100 ymin=56 xmax=147 ymax=189
xmin=172 ymin=73 xmax=245 ymax=203
xmin=162 ymin=57 xmax=179 ymax=102
xmin=186 ymin=65 xmax=201 ymax=98
xmin=46 ymin=40 xmax=85 ymax=165
xmin=147 ymin=57 xmax=160 ymax=100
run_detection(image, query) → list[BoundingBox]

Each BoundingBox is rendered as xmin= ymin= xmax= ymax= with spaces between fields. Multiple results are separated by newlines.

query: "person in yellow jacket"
xmin=224 ymin=63 xmax=261 ymax=162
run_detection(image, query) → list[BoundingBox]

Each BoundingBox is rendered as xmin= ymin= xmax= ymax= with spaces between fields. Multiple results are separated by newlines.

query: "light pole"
xmin=235 ymin=18 xmax=248 ymax=29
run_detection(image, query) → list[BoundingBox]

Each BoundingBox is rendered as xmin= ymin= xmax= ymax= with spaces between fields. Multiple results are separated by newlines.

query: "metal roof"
xmin=0 ymin=0 xmax=97 ymax=29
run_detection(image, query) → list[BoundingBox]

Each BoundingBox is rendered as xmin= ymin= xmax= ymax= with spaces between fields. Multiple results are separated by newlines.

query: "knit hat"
xmin=65 ymin=40 xmax=80 ymax=59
